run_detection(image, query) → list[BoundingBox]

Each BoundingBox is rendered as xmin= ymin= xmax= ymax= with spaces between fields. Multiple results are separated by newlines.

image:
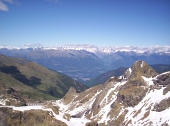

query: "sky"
xmin=0 ymin=0 xmax=170 ymax=47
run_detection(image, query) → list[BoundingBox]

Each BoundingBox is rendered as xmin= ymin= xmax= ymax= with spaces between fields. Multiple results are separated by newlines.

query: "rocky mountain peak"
xmin=130 ymin=60 xmax=158 ymax=78
xmin=116 ymin=61 xmax=158 ymax=108
xmin=118 ymin=60 xmax=158 ymax=83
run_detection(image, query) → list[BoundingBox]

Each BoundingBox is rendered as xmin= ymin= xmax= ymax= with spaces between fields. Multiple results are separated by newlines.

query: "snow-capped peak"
xmin=1 ymin=45 xmax=170 ymax=54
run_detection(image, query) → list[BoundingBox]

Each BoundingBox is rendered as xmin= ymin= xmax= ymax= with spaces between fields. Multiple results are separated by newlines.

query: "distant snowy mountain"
xmin=0 ymin=45 xmax=170 ymax=80
xmin=61 ymin=45 xmax=170 ymax=54
xmin=1 ymin=45 xmax=170 ymax=53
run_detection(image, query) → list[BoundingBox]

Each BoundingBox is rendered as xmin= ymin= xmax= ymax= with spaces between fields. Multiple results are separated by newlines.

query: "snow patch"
xmin=128 ymin=68 xmax=132 ymax=74
xmin=69 ymin=90 xmax=102 ymax=116
xmin=0 ymin=99 xmax=9 ymax=105
xmin=124 ymin=83 xmax=170 ymax=125
xmin=142 ymin=76 xmax=154 ymax=86
xmin=141 ymin=61 xmax=144 ymax=68
xmin=96 ymin=81 xmax=127 ymax=124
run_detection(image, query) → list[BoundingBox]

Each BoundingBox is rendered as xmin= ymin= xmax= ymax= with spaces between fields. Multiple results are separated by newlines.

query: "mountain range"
xmin=1 ymin=60 xmax=169 ymax=126
xmin=0 ymin=45 xmax=170 ymax=81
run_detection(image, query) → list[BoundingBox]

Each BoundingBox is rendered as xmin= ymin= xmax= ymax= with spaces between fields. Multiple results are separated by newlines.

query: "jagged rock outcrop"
xmin=62 ymin=87 xmax=78 ymax=105
xmin=153 ymin=72 xmax=170 ymax=86
xmin=153 ymin=97 xmax=170 ymax=112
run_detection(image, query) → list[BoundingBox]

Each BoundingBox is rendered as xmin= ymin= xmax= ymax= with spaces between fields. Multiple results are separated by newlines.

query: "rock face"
xmin=55 ymin=60 xmax=170 ymax=126
xmin=0 ymin=87 xmax=26 ymax=106
xmin=153 ymin=72 xmax=170 ymax=86
xmin=0 ymin=107 xmax=67 ymax=126
xmin=153 ymin=97 xmax=170 ymax=112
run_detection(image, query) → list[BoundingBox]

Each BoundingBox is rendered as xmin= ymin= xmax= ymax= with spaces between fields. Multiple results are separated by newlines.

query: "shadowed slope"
xmin=0 ymin=54 xmax=87 ymax=103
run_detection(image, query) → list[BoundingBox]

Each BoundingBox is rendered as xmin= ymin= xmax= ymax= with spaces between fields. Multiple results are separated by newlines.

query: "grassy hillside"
xmin=0 ymin=54 xmax=87 ymax=101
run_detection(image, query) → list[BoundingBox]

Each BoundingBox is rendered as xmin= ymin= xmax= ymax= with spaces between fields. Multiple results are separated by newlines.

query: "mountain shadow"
xmin=0 ymin=65 xmax=41 ymax=87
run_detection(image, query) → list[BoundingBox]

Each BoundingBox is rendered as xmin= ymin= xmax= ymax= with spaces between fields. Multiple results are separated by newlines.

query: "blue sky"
xmin=0 ymin=0 xmax=170 ymax=47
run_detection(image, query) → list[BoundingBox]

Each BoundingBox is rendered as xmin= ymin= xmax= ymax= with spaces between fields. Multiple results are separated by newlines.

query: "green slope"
xmin=0 ymin=54 xmax=87 ymax=101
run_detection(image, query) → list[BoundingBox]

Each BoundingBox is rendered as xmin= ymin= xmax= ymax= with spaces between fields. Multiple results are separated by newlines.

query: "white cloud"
xmin=0 ymin=0 xmax=19 ymax=12
xmin=24 ymin=43 xmax=44 ymax=48
xmin=0 ymin=1 xmax=8 ymax=11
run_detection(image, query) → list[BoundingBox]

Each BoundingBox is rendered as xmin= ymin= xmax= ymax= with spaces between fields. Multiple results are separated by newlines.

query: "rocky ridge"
xmin=55 ymin=60 xmax=170 ymax=126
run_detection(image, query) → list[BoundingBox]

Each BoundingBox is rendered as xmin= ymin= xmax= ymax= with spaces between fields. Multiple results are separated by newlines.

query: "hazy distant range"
xmin=0 ymin=45 xmax=170 ymax=81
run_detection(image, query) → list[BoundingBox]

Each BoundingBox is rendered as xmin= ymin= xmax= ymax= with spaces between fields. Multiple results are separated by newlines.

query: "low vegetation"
xmin=0 ymin=54 xmax=87 ymax=103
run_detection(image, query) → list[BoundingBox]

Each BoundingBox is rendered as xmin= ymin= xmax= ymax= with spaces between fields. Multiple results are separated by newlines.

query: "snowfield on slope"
xmin=56 ymin=90 xmax=102 ymax=116
xmin=124 ymin=74 xmax=170 ymax=126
